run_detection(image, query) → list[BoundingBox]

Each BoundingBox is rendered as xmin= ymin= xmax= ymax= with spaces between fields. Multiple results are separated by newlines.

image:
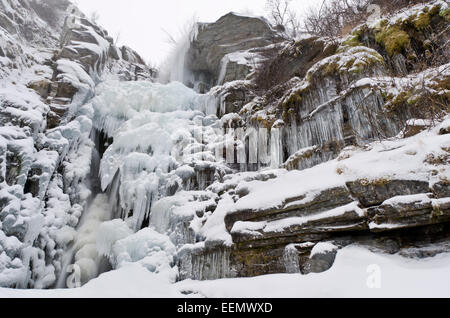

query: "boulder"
xmin=55 ymin=80 xmax=78 ymax=99
xmin=219 ymin=59 xmax=252 ymax=85
xmin=59 ymin=17 xmax=109 ymax=72
xmin=215 ymin=84 xmax=254 ymax=117
xmin=302 ymin=242 xmax=339 ymax=274
xmin=0 ymin=12 xmax=17 ymax=35
xmin=59 ymin=46 xmax=104 ymax=72
xmin=253 ymin=36 xmax=338 ymax=89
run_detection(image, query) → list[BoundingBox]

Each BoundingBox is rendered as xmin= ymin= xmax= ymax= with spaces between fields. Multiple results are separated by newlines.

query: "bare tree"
xmin=303 ymin=0 xmax=427 ymax=37
xmin=303 ymin=0 xmax=369 ymax=37
xmin=265 ymin=0 xmax=301 ymax=38
xmin=286 ymin=9 xmax=302 ymax=38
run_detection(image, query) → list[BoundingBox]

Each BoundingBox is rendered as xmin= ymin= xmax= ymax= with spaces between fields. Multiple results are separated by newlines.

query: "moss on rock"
xmin=340 ymin=34 xmax=363 ymax=50
xmin=410 ymin=5 xmax=442 ymax=30
xmin=375 ymin=25 xmax=411 ymax=57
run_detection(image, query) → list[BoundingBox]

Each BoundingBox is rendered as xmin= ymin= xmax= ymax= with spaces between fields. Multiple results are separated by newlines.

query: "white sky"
xmin=75 ymin=0 xmax=316 ymax=66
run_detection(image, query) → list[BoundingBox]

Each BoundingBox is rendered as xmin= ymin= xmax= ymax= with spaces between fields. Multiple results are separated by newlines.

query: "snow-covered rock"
xmin=0 ymin=0 xmax=155 ymax=289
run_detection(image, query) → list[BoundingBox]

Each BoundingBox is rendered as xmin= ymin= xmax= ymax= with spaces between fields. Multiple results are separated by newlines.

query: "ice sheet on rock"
xmin=32 ymin=150 xmax=59 ymax=200
xmin=382 ymin=194 xmax=432 ymax=206
xmin=90 ymin=78 xmax=230 ymax=284
xmin=217 ymin=51 xmax=261 ymax=85
xmin=283 ymin=244 xmax=302 ymax=273
xmin=57 ymin=59 xmax=95 ymax=87
xmin=69 ymin=26 xmax=110 ymax=58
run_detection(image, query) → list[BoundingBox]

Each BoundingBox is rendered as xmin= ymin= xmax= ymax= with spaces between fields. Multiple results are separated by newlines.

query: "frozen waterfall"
xmin=92 ymin=80 xmax=223 ymax=231
xmin=56 ymin=194 xmax=112 ymax=288
xmin=57 ymin=78 xmax=289 ymax=287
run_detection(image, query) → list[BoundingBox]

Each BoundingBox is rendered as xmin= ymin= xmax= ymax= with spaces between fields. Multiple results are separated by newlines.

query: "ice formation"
xmin=92 ymin=80 xmax=227 ymax=232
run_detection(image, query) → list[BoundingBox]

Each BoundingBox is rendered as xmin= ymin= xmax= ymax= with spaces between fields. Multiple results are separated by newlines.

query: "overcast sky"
xmin=75 ymin=0 xmax=316 ymax=66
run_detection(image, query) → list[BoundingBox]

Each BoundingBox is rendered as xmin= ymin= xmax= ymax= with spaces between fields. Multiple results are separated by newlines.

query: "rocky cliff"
xmin=172 ymin=1 xmax=450 ymax=280
xmin=185 ymin=12 xmax=283 ymax=90
xmin=0 ymin=0 xmax=154 ymax=288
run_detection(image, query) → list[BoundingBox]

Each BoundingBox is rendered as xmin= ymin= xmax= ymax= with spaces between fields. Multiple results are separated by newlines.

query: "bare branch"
xmin=265 ymin=0 xmax=300 ymax=38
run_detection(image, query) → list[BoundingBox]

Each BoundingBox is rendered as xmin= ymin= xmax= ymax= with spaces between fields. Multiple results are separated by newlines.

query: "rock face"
xmin=186 ymin=12 xmax=283 ymax=87
xmin=368 ymin=195 xmax=450 ymax=232
xmin=175 ymin=2 xmax=450 ymax=281
xmin=59 ymin=17 xmax=110 ymax=72
xmin=0 ymin=0 xmax=154 ymax=288
xmin=346 ymin=180 xmax=430 ymax=207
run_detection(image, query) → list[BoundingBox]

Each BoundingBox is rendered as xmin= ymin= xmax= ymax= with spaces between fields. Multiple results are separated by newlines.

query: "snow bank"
xmin=176 ymin=246 xmax=450 ymax=298
xmin=0 ymin=263 xmax=182 ymax=298
xmin=2 ymin=246 xmax=449 ymax=298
